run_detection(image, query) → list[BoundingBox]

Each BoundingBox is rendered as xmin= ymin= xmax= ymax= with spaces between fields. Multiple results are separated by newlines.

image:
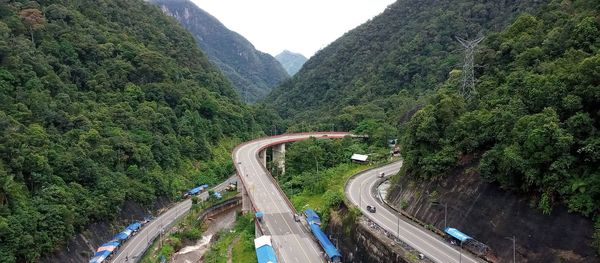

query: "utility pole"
xmin=456 ymin=36 xmax=485 ymax=99
xmin=506 ymin=236 xmax=516 ymax=262
xmin=513 ymin=236 xmax=516 ymax=263
xmin=432 ymin=201 xmax=448 ymax=229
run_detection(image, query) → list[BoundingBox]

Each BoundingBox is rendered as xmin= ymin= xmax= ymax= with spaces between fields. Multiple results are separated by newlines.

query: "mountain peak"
xmin=275 ymin=50 xmax=308 ymax=76
xmin=151 ymin=0 xmax=289 ymax=103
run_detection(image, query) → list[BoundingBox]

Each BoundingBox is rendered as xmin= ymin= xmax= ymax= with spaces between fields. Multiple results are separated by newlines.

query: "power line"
xmin=456 ymin=36 xmax=484 ymax=99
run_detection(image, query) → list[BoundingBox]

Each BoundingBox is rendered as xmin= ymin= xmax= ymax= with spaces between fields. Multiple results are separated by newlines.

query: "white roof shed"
xmin=351 ymin=154 xmax=369 ymax=162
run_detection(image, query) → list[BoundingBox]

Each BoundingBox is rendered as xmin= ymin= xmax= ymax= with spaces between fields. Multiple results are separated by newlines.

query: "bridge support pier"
xmin=239 ymin=174 xmax=251 ymax=213
xmin=259 ymin=149 xmax=267 ymax=167
xmin=272 ymin=143 xmax=285 ymax=175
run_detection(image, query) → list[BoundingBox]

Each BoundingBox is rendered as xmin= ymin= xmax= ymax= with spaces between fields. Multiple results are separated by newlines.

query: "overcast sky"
xmin=191 ymin=0 xmax=396 ymax=58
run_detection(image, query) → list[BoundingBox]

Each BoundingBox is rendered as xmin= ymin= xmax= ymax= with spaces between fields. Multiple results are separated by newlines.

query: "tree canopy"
xmin=0 ymin=0 xmax=268 ymax=261
xmin=265 ymin=0 xmax=548 ymax=131
xmin=400 ymin=0 xmax=600 ymax=248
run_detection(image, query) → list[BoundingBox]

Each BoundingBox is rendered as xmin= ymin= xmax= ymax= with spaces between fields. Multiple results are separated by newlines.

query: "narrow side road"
xmin=110 ymin=176 xmax=237 ymax=263
xmin=345 ymin=161 xmax=482 ymax=263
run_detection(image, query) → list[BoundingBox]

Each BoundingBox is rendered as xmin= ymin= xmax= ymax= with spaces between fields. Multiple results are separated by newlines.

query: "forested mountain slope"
xmin=152 ymin=0 xmax=289 ymax=103
xmin=0 ymin=0 xmax=264 ymax=261
xmin=400 ymin=0 xmax=600 ymax=254
xmin=266 ymin=0 xmax=548 ymax=131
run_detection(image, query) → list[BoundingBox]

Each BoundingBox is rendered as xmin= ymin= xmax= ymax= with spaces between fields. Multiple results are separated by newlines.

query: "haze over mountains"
xmin=275 ymin=50 xmax=308 ymax=76
xmin=151 ymin=0 xmax=289 ymax=103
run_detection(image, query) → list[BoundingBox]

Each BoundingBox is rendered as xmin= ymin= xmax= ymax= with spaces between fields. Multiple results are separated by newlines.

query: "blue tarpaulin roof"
xmin=256 ymin=245 xmax=278 ymax=263
xmin=255 ymin=236 xmax=277 ymax=263
xmin=127 ymin=222 xmax=141 ymax=231
xmin=445 ymin=227 xmax=472 ymax=242
xmin=188 ymin=186 xmax=202 ymax=195
xmin=188 ymin=184 xmax=209 ymax=195
xmin=304 ymin=209 xmax=321 ymax=225
xmin=93 ymin=249 xmax=111 ymax=258
xmin=114 ymin=229 xmax=133 ymax=240
xmin=309 ymin=223 xmax=342 ymax=261
xmin=89 ymin=251 xmax=110 ymax=263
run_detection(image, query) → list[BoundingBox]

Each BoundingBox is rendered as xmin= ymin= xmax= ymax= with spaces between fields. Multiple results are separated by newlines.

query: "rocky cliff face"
xmin=151 ymin=0 xmax=289 ymax=102
xmin=40 ymin=198 xmax=171 ymax=263
xmin=327 ymin=209 xmax=417 ymax=263
xmin=275 ymin=50 xmax=307 ymax=76
xmin=387 ymin=165 xmax=598 ymax=262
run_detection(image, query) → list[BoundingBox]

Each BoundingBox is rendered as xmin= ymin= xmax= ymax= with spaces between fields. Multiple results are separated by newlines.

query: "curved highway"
xmin=346 ymin=161 xmax=482 ymax=263
xmin=111 ymin=176 xmax=237 ymax=263
xmin=233 ymin=132 xmax=350 ymax=263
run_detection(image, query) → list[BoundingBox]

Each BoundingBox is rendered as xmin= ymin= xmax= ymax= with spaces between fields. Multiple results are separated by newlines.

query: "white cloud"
xmin=191 ymin=0 xmax=395 ymax=57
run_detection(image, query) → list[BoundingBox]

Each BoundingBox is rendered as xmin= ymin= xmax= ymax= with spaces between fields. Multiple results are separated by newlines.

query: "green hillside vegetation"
xmin=151 ymin=0 xmax=289 ymax=103
xmin=275 ymin=137 xmax=389 ymax=225
xmin=399 ymin=0 xmax=600 ymax=252
xmin=266 ymin=0 xmax=548 ymax=132
xmin=0 ymin=0 xmax=268 ymax=261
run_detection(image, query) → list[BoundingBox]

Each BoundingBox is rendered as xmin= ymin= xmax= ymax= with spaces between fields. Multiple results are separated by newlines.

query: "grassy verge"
xmin=203 ymin=213 xmax=256 ymax=263
xmin=287 ymin=163 xmax=371 ymax=226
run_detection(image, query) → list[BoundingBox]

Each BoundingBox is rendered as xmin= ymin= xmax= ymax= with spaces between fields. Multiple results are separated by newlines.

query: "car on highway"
xmin=378 ymin=172 xmax=385 ymax=178
xmin=293 ymin=213 xmax=300 ymax=222
xmin=366 ymin=205 xmax=376 ymax=213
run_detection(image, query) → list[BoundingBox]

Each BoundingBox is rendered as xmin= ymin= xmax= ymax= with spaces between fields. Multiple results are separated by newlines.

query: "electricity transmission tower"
xmin=456 ymin=36 xmax=484 ymax=99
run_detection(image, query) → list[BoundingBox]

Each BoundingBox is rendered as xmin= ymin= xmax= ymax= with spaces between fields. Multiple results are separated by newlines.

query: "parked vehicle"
xmin=366 ymin=205 xmax=376 ymax=213
xmin=225 ymin=182 xmax=237 ymax=191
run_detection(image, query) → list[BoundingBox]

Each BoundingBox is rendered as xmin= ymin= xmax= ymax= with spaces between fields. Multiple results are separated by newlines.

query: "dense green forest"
xmin=151 ymin=0 xmax=289 ymax=103
xmin=275 ymin=137 xmax=388 ymax=224
xmin=265 ymin=0 xmax=548 ymax=132
xmin=400 ymin=0 xmax=600 ymax=252
xmin=265 ymin=0 xmax=599 ymax=254
xmin=0 ymin=0 xmax=270 ymax=261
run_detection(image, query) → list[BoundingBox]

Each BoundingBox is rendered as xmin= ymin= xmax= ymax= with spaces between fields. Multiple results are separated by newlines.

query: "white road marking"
xmin=346 ymin=162 xmax=480 ymax=263
xmin=234 ymin=133 xmax=348 ymax=262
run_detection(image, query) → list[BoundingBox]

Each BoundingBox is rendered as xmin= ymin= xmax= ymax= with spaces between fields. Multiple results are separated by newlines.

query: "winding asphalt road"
xmin=346 ymin=161 xmax=482 ymax=263
xmin=233 ymin=132 xmax=350 ymax=263
xmin=110 ymin=176 xmax=237 ymax=263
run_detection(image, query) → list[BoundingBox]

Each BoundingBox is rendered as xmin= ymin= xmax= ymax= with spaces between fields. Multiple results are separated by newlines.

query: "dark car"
xmin=366 ymin=205 xmax=376 ymax=213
